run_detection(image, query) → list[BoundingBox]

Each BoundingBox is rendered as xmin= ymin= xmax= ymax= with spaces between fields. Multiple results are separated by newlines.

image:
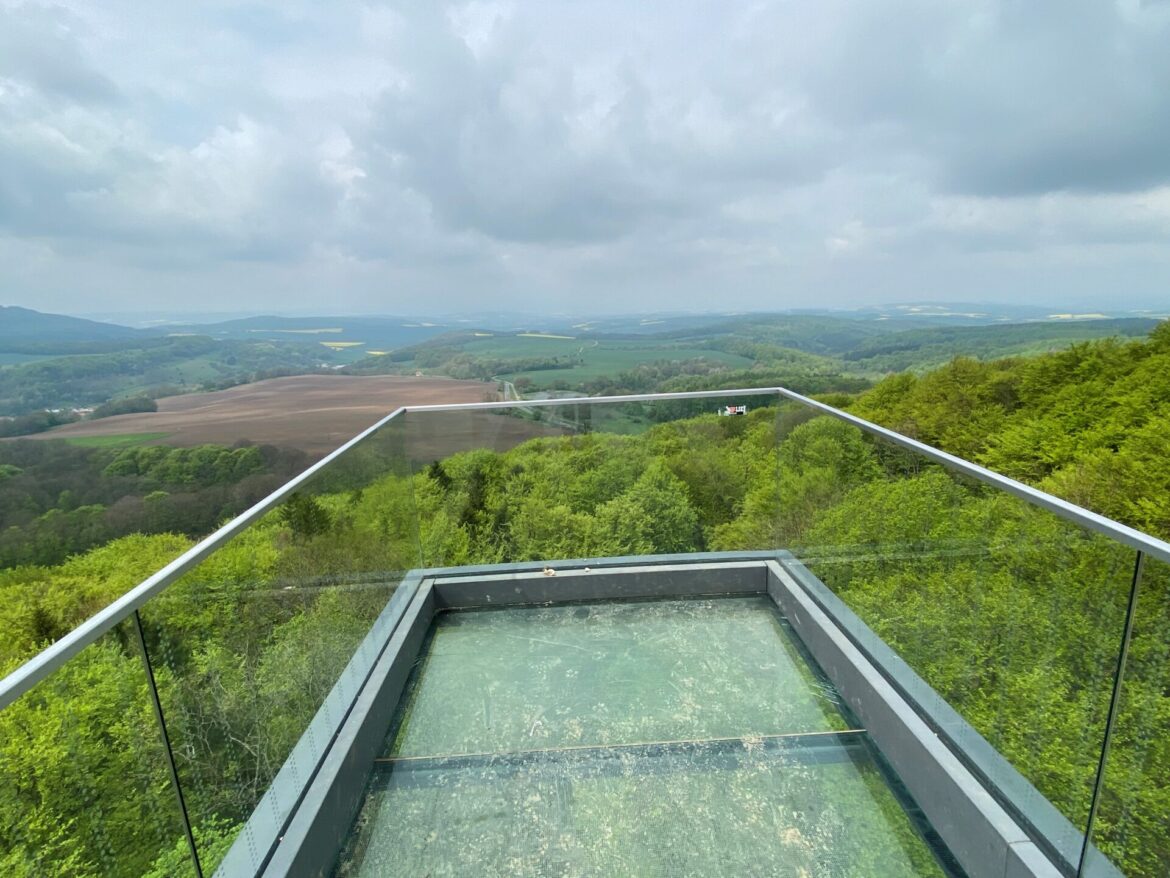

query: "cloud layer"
xmin=2 ymin=0 xmax=1169 ymax=315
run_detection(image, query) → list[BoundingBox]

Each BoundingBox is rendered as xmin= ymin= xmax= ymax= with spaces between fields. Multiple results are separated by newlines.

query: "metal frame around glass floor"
xmin=229 ymin=552 xmax=1099 ymax=878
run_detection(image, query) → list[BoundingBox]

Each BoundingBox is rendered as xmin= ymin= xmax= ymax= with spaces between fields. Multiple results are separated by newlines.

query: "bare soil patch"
xmin=39 ymin=375 xmax=498 ymax=454
xmin=400 ymin=410 xmax=569 ymax=464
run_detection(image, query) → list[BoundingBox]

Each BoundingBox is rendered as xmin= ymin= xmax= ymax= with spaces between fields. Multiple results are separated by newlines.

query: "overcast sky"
xmin=2 ymin=0 xmax=1170 ymax=317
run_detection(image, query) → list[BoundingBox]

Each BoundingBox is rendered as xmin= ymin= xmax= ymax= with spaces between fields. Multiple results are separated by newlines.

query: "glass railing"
xmin=1 ymin=388 xmax=1167 ymax=878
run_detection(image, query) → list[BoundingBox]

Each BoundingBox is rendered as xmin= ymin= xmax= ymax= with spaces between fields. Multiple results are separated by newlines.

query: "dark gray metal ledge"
xmin=773 ymin=554 xmax=1124 ymax=878
xmin=767 ymin=559 xmax=1063 ymax=878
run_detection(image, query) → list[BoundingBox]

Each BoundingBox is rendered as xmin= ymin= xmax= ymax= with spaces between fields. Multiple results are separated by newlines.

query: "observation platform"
xmin=230 ymin=554 xmax=1047 ymax=878
xmin=3 ymin=387 xmax=1164 ymax=878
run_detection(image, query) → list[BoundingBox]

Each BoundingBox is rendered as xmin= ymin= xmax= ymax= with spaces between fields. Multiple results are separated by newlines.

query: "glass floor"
xmin=335 ymin=596 xmax=961 ymax=877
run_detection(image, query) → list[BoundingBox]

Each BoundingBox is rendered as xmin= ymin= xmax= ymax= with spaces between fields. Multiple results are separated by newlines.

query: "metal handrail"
xmin=772 ymin=388 xmax=1170 ymax=564
xmin=0 ymin=405 xmax=404 ymax=711
xmin=400 ymin=388 xmax=1170 ymax=562
xmin=399 ymin=386 xmax=778 ymax=411
xmin=3 ymin=386 xmax=1168 ymax=710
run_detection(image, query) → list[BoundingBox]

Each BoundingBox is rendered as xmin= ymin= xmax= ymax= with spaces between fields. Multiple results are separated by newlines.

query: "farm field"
xmin=37 ymin=375 xmax=496 ymax=454
xmin=63 ymin=432 xmax=171 ymax=448
xmin=401 ymin=409 xmax=569 ymax=463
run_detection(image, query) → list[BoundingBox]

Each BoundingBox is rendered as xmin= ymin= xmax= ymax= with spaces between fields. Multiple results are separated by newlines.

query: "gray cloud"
xmin=0 ymin=4 xmax=120 ymax=104
xmin=775 ymin=0 xmax=1170 ymax=195
xmin=1 ymin=0 xmax=1169 ymax=315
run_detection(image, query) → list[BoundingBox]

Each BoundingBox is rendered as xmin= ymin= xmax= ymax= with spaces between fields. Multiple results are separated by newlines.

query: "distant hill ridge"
xmin=0 ymin=306 xmax=141 ymax=347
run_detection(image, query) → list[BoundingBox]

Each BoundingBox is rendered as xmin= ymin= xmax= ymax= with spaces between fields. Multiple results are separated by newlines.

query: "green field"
xmin=64 ymin=432 xmax=171 ymax=448
xmin=343 ymin=316 xmax=1163 ymax=397
xmin=482 ymin=338 xmax=754 ymax=387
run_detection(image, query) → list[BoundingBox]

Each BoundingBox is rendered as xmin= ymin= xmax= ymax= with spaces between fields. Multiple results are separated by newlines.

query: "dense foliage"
xmin=0 ymin=410 xmax=79 ymax=438
xmin=2 ymin=323 xmax=1168 ymax=876
xmin=0 ymin=440 xmax=309 ymax=568
xmin=89 ymin=395 xmax=158 ymax=420
xmin=840 ymin=317 xmax=1159 ymax=373
xmin=850 ymin=321 xmax=1170 ymax=538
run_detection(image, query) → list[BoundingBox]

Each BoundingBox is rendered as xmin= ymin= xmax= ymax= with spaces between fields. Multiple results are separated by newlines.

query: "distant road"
xmin=36 ymin=375 xmax=496 ymax=455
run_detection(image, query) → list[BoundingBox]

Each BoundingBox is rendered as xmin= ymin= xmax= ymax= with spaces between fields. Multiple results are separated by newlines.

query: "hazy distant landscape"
xmin=5 ymin=299 xmax=1161 ymax=576
xmin=1 ymin=304 xmax=1163 ymax=450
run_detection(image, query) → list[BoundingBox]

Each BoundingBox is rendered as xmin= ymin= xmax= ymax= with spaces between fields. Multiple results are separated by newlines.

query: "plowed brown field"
xmin=38 ymin=375 xmax=503 ymax=455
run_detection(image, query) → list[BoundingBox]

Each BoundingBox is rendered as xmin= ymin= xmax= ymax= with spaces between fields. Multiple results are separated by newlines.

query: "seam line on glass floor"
xmin=374 ymin=729 xmax=868 ymax=765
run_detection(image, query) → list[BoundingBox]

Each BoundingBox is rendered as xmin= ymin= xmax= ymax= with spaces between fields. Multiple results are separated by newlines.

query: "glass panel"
xmin=788 ymin=420 xmax=1135 ymax=870
xmin=391 ymin=597 xmax=849 ymax=757
xmin=138 ymin=416 xmax=418 ymax=874
xmin=344 ymin=738 xmax=949 ymax=878
xmin=338 ymin=595 xmax=954 ymax=877
xmin=402 ymin=393 xmax=783 ymax=567
xmin=0 ymin=623 xmax=193 ymax=878
xmin=1081 ymin=554 xmax=1170 ymax=878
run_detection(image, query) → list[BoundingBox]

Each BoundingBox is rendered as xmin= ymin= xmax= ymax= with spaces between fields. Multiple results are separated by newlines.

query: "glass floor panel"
xmin=336 ymin=596 xmax=959 ymax=877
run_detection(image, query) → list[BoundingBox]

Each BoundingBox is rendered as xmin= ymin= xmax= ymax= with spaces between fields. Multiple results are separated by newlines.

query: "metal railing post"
xmin=132 ymin=610 xmax=204 ymax=878
xmin=1077 ymin=550 xmax=1145 ymax=877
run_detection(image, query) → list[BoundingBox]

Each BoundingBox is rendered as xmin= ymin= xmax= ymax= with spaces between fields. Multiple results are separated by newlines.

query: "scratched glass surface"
xmin=343 ymin=738 xmax=949 ymax=878
xmin=336 ymin=596 xmax=957 ymax=877
xmin=387 ymin=596 xmax=848 ymax=757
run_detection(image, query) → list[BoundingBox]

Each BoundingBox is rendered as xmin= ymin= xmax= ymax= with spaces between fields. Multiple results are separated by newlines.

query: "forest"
xmin=1 ymin=323 xmax=1169 ymax=876
xmin=0 ymin=441 xmax=310 ymax=570
xmin=345 ymin=314 xmax=1160 ymax=393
